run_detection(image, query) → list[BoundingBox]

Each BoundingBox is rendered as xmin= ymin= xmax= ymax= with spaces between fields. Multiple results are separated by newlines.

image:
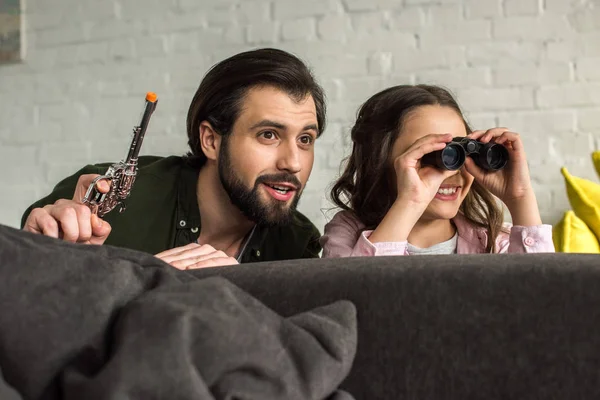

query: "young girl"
xmin=321 ymin=85 xmax=554 ymax=257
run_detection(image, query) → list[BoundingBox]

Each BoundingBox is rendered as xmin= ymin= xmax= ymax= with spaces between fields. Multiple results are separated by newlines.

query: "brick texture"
xmin=1 ymin=0 xmax=599 ymax=231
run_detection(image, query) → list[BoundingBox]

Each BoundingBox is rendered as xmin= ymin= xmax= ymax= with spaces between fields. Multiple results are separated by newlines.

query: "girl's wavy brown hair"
xmin=330 ymin=84 xmax=504 ymax=252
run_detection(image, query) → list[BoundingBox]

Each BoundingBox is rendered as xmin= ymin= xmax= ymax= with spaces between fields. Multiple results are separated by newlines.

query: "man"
xmin=21 ymin=48 xmax=326 ymax=269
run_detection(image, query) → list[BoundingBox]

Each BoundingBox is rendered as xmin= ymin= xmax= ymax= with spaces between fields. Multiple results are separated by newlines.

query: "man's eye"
xmin=299 ymin=135 xmax=314 ymax=145
xmin=260 ymin=131 xmax=276 ymax=140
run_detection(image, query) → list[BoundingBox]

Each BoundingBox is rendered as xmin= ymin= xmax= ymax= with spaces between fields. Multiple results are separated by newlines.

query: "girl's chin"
xmin=422 ymin=205 xmax=461 ymax=221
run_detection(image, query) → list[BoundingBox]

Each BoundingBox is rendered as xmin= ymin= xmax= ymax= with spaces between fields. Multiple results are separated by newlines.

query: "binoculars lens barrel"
xmin=482 ymin=144 xmax=509 ymax=170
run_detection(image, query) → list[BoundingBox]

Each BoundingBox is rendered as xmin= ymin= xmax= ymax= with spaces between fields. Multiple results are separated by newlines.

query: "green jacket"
xmin=21 ymin=156 xmax=322 ymax=262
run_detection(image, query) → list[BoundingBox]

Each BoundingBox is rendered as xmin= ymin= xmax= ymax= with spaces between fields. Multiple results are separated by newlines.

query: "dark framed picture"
xmin=0 ymin=0 xmax=21 ymax=64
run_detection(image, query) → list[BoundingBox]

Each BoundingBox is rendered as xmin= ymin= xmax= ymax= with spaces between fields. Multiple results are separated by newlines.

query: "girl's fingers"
xmin=463 ymin=157 xmax=486 ymax=182
xmin=477 ymin=127 xmax=510 ymax=143
xmin=494 ymin=131 xmax=523 ymax=152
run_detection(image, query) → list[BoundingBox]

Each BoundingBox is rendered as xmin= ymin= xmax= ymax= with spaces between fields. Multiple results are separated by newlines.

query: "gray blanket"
xmin=0 ymin=224 xmax=357 ymax=400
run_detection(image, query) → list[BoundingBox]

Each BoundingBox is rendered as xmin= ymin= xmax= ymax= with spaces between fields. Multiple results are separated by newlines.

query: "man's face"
xmin=218 ymin=86 xmax=318 ymax=226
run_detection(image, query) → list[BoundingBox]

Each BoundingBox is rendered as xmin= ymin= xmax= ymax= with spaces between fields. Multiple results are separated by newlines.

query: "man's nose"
xmin=276 ymin=141 xmax=302 ymax=173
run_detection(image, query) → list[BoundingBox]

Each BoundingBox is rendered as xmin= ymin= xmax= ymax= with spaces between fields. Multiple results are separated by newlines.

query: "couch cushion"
xmin=561 ymin=167 xmax=600 ymax=241
xmin=593 ymin=150 xmax=600 ymax=179
xmin=553 ymin=210 xmax=600 ymax=253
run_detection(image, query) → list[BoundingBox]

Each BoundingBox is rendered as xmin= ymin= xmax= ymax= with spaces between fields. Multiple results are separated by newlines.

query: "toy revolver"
xmin=82 ymin=92 xmax=158 ymax=217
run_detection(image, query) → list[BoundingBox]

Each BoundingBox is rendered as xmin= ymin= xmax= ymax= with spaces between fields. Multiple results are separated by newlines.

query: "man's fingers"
xmin=47 ymin=207 xmax=80 ymax=242
xmin=73 ymin=174 xmax=111 ymax=202
xmin=24 ymin=199 xmax=111 ymax=244
xmin=157 ymin=243 xmax=218 ymax=263
xmin=89 ymin=214 xmax=112 ymax=244
xmin=25 ymin=208 xmax=60 ymax=238
xmin=155 ymin=242 xmax=201 ymax=258
xmin=169 ymin=250 xmax=230 ymax=269
xmin=77 ymin=174 xmax=111 ymax=193
xmin=74 ymin=204 xmax=93 ymax=242
xmin=96 ymin=179 xmax=110 ymax=193
xmin=43 ymin=201 xmax=97 ymax=243
xmin=23 ymin=208 xmax=46 ymax=234
xmin=50 ymin=203 xmax=97 ymax=243
xmin=186 ymin=257 xmax=239 ymax=270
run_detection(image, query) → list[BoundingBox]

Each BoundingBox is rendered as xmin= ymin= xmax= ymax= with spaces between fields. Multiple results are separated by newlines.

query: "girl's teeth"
xmin=438 ymin=188 xmax=457 ymax=195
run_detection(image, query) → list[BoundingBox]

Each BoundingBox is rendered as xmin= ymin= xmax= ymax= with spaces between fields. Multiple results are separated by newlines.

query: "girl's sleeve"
xmin=496 ymin=224 xmax=555 ymax=253
xmin=320 ymin=211 xmax=409 ymax=258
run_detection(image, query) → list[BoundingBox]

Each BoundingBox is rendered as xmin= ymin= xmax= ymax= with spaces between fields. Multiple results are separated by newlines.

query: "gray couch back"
xmin=192 ymin=254 xmax=600 ymax=399
xmin=1 ymin=222 xmax=599 ymax=399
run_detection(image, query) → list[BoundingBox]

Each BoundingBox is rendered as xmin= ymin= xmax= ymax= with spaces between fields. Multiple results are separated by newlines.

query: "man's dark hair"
xmin=185 ymin=48 xmax=326 ymax=167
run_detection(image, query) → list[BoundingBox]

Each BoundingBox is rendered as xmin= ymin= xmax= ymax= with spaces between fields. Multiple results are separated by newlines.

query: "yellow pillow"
xmin=553 ymin=210 xmax=600 ymax=253
xmin=593 ymin=151 xmax=600 ymax=180
xmin=561 ymin=167 xmax=600 ymax=241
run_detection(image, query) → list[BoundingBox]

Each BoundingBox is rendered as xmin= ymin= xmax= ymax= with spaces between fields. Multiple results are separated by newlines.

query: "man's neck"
xmin=195 ymin=164 xmax=255 ymax=257
xmin=407 ymin=218 xmax=456 ymax=249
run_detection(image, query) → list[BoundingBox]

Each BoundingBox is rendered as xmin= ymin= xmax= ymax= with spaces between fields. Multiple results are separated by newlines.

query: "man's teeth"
xmin=437 ymin=187 xmax=457 ymax=195
xmin=268 ymin=184 xmax=290 ymax=193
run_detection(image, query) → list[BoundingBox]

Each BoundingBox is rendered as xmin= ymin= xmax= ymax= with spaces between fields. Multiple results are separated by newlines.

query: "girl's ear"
xmin=199 ymin=121 xmax=222 ymax=161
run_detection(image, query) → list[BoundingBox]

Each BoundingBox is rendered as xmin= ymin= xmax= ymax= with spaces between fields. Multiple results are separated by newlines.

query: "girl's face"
xmin=390 ymin=105 xmax=475 ymax=221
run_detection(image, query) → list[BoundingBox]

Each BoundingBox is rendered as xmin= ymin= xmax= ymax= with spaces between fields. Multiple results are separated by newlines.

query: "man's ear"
xmin=199 ymin=121 xmax=221 ymax=161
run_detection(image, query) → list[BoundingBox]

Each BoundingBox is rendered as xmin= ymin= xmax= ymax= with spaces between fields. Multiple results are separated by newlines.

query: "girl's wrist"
xmin=505 ymin=192 xmax=543 ymax=227
xmin=369 ymin=200 xmax=423 ymax=243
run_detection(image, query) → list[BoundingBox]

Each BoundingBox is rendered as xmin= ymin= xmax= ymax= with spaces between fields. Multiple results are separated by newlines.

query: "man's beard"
xmin=218 ymin=140 xmax=302 ymax=227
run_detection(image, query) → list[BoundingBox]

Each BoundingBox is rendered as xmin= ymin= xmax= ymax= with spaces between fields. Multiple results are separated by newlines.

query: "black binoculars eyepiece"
xmin=421 ymin=137 xmax=508 ymax=171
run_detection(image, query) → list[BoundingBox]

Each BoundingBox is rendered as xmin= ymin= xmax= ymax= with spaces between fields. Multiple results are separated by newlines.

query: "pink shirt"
xmin=320 ymin=210 xmax=555 ymax=258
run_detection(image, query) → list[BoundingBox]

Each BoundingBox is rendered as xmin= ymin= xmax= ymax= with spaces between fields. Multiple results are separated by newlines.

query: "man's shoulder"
xmin=83 ymin=155 xmax=184 ymax=174
xmin=290 ymin=210 xmax=321 ymax=236
xmin=136 ymin=155 xmax=185 ymax=171
xmin=123 ymin=155 xmax=191 ymax=182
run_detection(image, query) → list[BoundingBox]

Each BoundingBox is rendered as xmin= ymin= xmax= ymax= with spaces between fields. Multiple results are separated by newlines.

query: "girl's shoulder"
xmin=494 ymin=222 xmax=513 ymax=246
xmin=327 ymin=209 xmax=366 ymax=231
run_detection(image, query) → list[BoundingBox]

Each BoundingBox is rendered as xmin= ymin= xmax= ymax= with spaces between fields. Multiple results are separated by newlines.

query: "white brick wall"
xmin=1 ymin=0 xmax=600 ymax=232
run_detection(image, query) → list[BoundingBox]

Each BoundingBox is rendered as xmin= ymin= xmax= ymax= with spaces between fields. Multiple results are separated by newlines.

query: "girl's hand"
xmin=393 ymin=133 xmax=457 ymax=210
xmin=464 ymin=128 xmax=533 ymax=203
xmin=370 ymin=133 xmax=457 ymax=244
xmin=464 ymin=128 xmax=542 ymax=226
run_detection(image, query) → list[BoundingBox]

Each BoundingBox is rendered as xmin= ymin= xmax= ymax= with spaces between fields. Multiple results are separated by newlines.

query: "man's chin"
xmin=253 ymin=203 xmax=297 ymax=227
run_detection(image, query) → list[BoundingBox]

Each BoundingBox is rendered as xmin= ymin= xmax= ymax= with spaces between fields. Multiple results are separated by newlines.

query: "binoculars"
xmin=421 ymin=137 xmax=509 ymax=171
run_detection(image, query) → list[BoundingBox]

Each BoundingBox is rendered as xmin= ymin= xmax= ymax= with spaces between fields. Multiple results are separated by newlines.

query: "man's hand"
xmin=155 ymin=243 xmax=239 ymax=270
xmin=23 ymin=174 xmax=112 ymax=244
